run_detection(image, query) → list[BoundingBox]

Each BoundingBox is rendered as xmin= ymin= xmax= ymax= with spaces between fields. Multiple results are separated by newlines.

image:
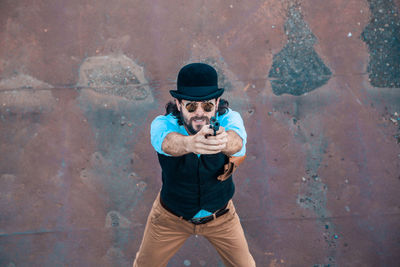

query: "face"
xmin=176 ymin=98 xmax=220 ymax=135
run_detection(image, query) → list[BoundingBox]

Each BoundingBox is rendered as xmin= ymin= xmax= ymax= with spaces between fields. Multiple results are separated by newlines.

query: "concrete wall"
xmin=1 ymin=0 xmax=399 ymax=266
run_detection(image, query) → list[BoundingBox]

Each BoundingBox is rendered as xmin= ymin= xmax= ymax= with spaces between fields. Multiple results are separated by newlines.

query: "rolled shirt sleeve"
xmin=218 ymin=109 xmax=247 ymax=157
xmin=150 ymin=114 xmax=186 ymax=156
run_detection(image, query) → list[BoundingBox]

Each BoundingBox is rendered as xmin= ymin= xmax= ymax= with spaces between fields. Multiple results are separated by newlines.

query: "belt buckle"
xmin=189 ymin=217 xmax=204 ymax=225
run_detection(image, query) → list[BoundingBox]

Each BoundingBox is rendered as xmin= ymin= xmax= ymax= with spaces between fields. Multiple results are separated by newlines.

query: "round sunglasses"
xmin=183 ymin=101 xmax=215 ymax=113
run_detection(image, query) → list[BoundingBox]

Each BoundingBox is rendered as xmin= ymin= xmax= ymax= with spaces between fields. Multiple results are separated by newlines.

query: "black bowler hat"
xmin=170 ymin=63 xmax=224 ymax=101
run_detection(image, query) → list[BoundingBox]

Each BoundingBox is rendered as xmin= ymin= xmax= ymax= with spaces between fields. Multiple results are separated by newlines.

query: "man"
xmin=133 ymin=63 xmax=255 ymax=267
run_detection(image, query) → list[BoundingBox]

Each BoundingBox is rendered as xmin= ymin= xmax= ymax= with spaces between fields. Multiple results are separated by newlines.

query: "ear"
xmin=175 ymin=99 xmax=181 ymax=112
xmin=216 ymin=97 xmax=220 ymax=109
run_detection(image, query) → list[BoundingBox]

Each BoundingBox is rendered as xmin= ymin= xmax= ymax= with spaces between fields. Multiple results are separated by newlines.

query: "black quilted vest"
xmin=158 ymin=152 xmax=234 ymax=219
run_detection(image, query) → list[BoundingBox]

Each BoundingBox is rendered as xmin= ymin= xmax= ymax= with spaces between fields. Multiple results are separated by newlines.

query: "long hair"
xmin=165 ymin=98 xmax=229 ymax=125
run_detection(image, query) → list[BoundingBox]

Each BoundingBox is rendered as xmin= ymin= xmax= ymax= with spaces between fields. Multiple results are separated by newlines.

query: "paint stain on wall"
xmin=77 ymin=55 xmax=154 ymax=103
xmin=361 ymin=0 xmax=400 ymax=88
xmin=268 ymin=4 xmax=332 ymax=96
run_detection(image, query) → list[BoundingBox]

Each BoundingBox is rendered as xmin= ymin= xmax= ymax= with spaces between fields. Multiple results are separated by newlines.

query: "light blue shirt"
xmin=150 ymin=108 xmax=247 ymax=218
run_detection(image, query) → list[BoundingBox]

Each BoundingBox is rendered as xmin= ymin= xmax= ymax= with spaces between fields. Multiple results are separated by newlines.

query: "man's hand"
xmin=162 ymin=125 xmax=242 ymax=157
xmin=185 ymin=125 xmax=228 ymax=154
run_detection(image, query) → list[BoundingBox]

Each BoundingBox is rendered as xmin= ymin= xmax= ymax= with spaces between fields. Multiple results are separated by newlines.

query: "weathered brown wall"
xmin=1 ymin=0 xmax=399 ymax=266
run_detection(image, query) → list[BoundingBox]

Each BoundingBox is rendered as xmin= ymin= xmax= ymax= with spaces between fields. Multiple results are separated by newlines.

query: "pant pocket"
xmin=150 ymin=197 xmax=167 ymax=224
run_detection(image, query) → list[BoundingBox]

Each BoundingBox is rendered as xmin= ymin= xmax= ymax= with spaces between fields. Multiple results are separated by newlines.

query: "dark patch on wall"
xmin=361 ymin=0 xmax=400 ymax=88
xmin=280 ymin=99 xmax=339 ymax=264
xmin=269 ymin=5 xmax=332 ymax=96
xmin=75 ymin=54 xmax=156 ymax=264
xmin=78 ymin=105 xmax=148 ymax=210
xmin=76 ymin=99 xmax=152 ymax=264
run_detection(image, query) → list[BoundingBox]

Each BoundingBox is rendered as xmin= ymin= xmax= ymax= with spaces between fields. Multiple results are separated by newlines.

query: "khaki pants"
xmin=133 ymin=194 xmax=255 ymax=267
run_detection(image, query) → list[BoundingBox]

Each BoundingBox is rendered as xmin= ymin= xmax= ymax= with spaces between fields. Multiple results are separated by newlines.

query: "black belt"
xmin=160 ymin=198 xmax=229 ymax=225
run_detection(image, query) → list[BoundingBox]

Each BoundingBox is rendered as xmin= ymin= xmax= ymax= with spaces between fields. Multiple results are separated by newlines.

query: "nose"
xmin=194 ymin=106 xmax=205 ymax=116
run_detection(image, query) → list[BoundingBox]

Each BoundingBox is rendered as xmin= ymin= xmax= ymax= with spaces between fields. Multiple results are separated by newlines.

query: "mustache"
xmin=190 ymin=116 xmax=210 ymax=123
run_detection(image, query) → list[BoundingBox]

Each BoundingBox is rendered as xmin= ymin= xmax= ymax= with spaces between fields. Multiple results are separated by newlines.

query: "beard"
xmin=182 ymin=114 xmax=211 ymax=135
